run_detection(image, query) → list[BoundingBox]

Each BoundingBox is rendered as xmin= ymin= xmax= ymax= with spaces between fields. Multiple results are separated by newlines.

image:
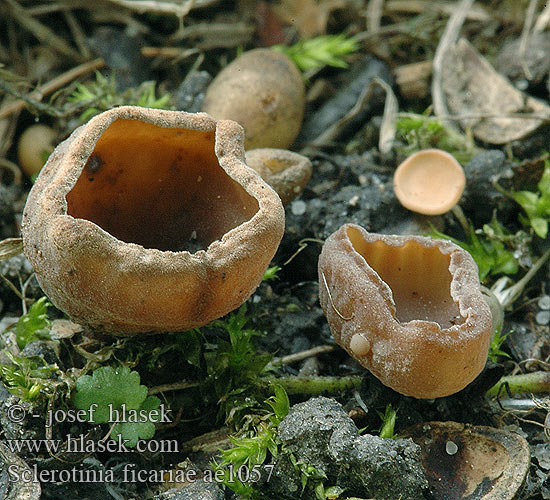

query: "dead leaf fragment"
xmin=441 ymin=38 xmax=550 ymax=144
xmin=0 ymin=237 xmax=23 ymax=261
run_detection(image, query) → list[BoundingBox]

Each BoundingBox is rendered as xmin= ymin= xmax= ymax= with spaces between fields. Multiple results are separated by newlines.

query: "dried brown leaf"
xmin=441 ymin=38 xmax=550 ymax=144
xmin=0 ymin=237 xmax=23 ymax=261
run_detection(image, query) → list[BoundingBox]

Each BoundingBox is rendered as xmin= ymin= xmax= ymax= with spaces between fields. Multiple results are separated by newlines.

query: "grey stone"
xmin=157 ymin=480 xmax=224 ymax=500
xmin=264 ymin=396 xmax=429 ymax=500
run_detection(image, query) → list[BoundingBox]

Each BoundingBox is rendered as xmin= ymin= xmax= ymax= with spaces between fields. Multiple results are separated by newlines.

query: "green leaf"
xmin=111 ymin=395 xmax=161 ymax=447
xmin=263 ymin=265 xmax=281 ymax=281
xmin=266 ymin=382 xmax=289 ymax=425
xmin=531 ymin=217 xmax=548 ymax=238
xmin=273 ymin=34 xmax=358 ymax=72
xmin=13 ymin=297 xmax=51 ymax=349
xmin=378 ymin=404 xmax=397 ymax=439
xmin=73 ymin=365 xmax=148 ymax=423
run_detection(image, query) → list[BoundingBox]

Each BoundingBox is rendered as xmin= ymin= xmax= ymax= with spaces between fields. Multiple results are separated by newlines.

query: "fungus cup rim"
xmin=22 ymin=106 xmax=285 ymax=333
xmin=393 ymin=148 xmax=466 ymax=216
xmin=318 ymin=223 xmax=493 ymax=398
xmin=36 ymin=106 xmax=278 ymax=257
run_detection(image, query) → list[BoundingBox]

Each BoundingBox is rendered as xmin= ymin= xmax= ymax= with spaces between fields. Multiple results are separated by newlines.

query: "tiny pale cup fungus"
xmin=393 ymin=149 xmax=466 ymax=215
xmin=318 ymin=223 xmax=492 ymax=399
xmin=22 ymin=106 xmax=285 ymax=334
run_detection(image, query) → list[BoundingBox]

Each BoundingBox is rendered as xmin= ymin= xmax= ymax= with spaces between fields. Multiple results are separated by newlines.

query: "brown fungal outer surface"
xmin=202 ymin=48 xmax=305 ymax=150
xmin=318 ymin=224 xmax=492 ymax=399
xmin=22 ymin=106 xmax=285 ymax=334
xmin=245 ymin=148 xmax=312 ymax=205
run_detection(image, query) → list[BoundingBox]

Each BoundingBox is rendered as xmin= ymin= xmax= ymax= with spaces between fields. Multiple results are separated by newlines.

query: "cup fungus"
xmin=245 ymin=148 xmax=312 ymax=205
xmin=393 ymin=149 xmax=466 ymax=215
xmin=22 ymin=106 xmax=285 ymax=334
xmin=318 ymin=223 xmax=492 ymax=399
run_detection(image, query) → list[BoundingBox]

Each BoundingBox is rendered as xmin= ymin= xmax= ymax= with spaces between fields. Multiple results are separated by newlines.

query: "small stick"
xmin=148 ymin=380 xmax=200 ymax=395
xmin=102 ymin=0 xmax=217 ymax=17
xmin=270 ymin=345 xmax=336 ymax=367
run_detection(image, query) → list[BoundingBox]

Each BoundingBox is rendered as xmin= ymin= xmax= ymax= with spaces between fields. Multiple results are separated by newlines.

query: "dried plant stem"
xmin=148 ymin=380 xmax=200 ymax=395
xmin=270 ymin=345 xmax=336 ymax=367
xmin=487 ymin=371 xmax=550 ymax=397
xmin=385 ymin=0 xmax=490 ymax=21
xmin=0 ymin=58 xmax=105 ymax=120
xmin=366 ymin=0 xmax=384 ymax=33
xmin=102 ymin=0 xmax=217 ymax=17
xmin=519 ymin=0 xmax=538 ymax=80
xmin=270 ymin=375 xmax=363 ymax=396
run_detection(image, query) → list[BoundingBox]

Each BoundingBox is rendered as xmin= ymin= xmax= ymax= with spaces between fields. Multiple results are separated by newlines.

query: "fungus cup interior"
xmin=66 ymin=119 xmax=259 ymax=252
xmin=393 ymin=149 xmax=465 ymax=215
xmin=347 ymin=226 xmax=464 ymax=328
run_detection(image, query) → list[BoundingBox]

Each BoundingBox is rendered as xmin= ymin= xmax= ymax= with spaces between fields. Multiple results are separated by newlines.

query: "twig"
xmin=320 ymin=271 xmax=354 ymax=321
xmin=0 ymin=58 xmax=105 ymax=120
xmin=519 ymin=0 xmax=538 ymax=81
xmin=385 ymin=0 xmax=490 ymax=21
xmin=432 ymin=0 xmax=474 ymax=131
xmin=366 ymin=0 xmax=384 ymax=33
xmin=282 ymin=238 xmax=324 ymax=266
xmin=148 ymin=380 xmax=200 ymax=395
xmin=270 ymin=345 xmax=336 ymax=367
xmin=0 ymin=273 xmax=25 ymax=302
xmin=3 ymin=0 xmax=84 ymax=61
xmin=102 ymin=0 xmax=217 ymax=17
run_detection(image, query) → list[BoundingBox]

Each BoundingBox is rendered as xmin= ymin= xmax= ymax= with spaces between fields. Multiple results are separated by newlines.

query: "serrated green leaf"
xmin=73 ymin=365 xmax=148 ymax=423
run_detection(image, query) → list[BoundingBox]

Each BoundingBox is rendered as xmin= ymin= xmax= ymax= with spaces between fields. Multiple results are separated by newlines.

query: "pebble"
xmin=290 ymin=200 xmax=307 ymax=216
xmin=445 ymin=441 xmax=458 ymax=455
xmin=536 ymin=310 xmax=550 ymax=325
xmin=538 ymin=295 xmax=550 ymax=310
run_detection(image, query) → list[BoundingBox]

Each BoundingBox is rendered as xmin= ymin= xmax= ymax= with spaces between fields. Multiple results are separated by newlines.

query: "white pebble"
xmin=291 ymin=200 xmax=307 ymax=216
xmin=536 ymin=310 xmax=550 ymax=325
xmin=538 ymin=295 xmax=550 ymax=310
xmin=445 ymin=440 xmax=458 ymax=455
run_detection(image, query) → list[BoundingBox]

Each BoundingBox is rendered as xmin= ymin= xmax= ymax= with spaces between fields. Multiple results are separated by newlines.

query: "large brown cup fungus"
xmin=318 ymin=224 xmax=492 ymax=399
xmin=22 ymin=106 xmax=285 ymax=334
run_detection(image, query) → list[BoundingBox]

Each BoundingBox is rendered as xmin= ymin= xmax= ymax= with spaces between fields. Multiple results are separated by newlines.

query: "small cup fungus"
xmin=393 ymin=149 xmax=466 ymax=215
xmin=318 ymin=223 xmax=492 ymax=399
xmin=22 ymin=106 xmax=285 ymax=334
xmin=244 ymin=148 xmax=312 ymax=205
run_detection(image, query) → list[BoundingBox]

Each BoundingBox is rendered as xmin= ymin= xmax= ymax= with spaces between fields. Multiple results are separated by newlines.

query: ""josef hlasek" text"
xmin=46 ymin=404 xmax=172 ymax=425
